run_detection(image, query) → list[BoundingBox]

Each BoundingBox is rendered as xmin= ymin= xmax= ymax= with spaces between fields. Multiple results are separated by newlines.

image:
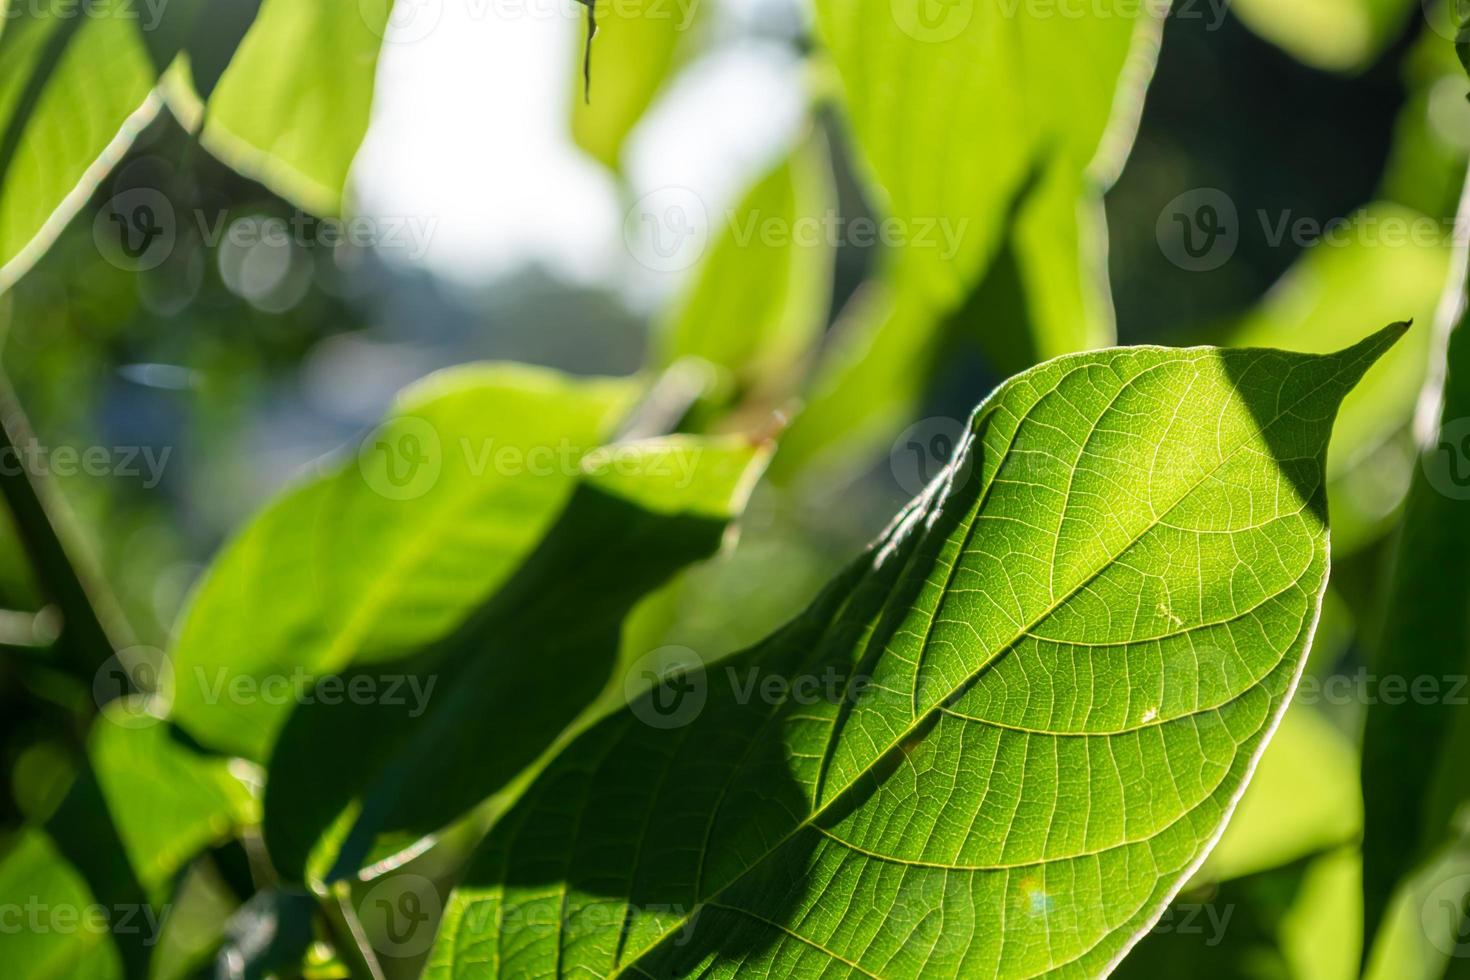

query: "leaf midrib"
xmin=603 ymin=345 xmax=1357 ymax=977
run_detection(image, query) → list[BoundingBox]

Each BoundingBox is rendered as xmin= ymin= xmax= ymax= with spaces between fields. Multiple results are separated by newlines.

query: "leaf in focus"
xmin=427 ymin=326 xmax=1402 ymax=978
xmin=166 ymin=0 xmax=391 ymax=214
xmin=0 ymin=0 xmax=157 ymax=291
xmin=1229 ymin=0 xmax=1416 ymax=73
xmin=660 ymin=130 xmax=836 ymax=405
xmin=1230 ymin=202 xmax=1450 ymax=553
xmin=1196 ymin=702 xmax=1361 ymax=884
xmin=570 ymin=0 xmax=698 ymax=169
xmin=168 ymin=365 xmax=640 ymax=761
xmin=261 ymin=436 xmax=769 ymax=885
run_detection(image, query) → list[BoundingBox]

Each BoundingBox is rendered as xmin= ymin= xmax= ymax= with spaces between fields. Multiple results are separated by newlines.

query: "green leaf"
xmin=1230 ymin=202 xmax=1451 ymax=553
xmin=659 ymin=130 xmax=836 ymax=405
xmin=571 ymin=0 xmax=697 ymax=169
xmin=0 ymin=0 xmax=157 ymax=291
xmin=1228 ymin=0 xmax=1416 ymax=72
xmin=0 ymin=829 xmax=124 ymax=980
xmin=813 ymin=0 xmax=1161 ymax=340
xmin=1360 ymin=231 xmax=1470 ymax=955
xmin=778 ymin=2 xmax=1167 ymax=481
xmin=168 ymin=365 xmax=640 ymax=761
xmin=261 ymin=436 xmax=769 ymax=886
xmin=87 ymin=705 xmax=257 ymax=895
xmin=0 ymin=708 xmax=252 ymax=980
xmin=1196 ymin=702 xmax=1361 ymax=883
xmin=165 ymin=0 xmax=391 ymax=214
xmin=428 ymin=326 xmax=1402 ymax=978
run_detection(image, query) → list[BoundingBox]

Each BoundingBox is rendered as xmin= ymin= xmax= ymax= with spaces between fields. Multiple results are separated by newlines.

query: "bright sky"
xmin=352 ymin=0 xmax=807 ymax=301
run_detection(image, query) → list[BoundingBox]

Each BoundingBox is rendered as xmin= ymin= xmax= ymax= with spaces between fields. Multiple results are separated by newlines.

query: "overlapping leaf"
xmin=166 ymin=0 xmax=392 ymax=214
xmin=778 ymin=0 xmax=1168 ymax=480
xmin=169 ymin=366 xmax=640 ymax=761
xmin=427 ymin=326 xmax=1401 ymax=978
xmin=0 ymin=704 xmax=254 ymax=979
xmin=261 ymin=436 xmax=770 ymax=885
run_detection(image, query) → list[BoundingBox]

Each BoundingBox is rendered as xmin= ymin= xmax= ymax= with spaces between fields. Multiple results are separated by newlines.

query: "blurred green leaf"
xmin=571 ymin=0 xmax=698 ymax=169
xmin=781 ymin=0 xmax=1167 ymax=481
xmin=88 ymin=705 xmax=257 ymax=895
xmin=0 ymin=0 xmax=157 ymax=292
xmin=169 ymin=365 xmax=640 ymax=761
xmin=1361 ymin=212 xmax=1470 ymax=959
xmin=261 ymin=436 xmax=768 ymax=885
xmin=1230 ymin=202 xmax=1451 ymax=553
xmin=660 ymin=130 xmax=836 ymax=407
xmin=0 ymin=708 xmax=253 ymax=980
xmin=427 ymin=329 xmax=1399 ymax=978
xmin=0 ymin=829 xmax=124 ymax=980
xmin=166 ymin=0 xmax=391 ymax=215
xmin=813 ymin=0 xmax=1161 ymax=340
xmin=1229 ymin=0 xmax=1416 ymax=73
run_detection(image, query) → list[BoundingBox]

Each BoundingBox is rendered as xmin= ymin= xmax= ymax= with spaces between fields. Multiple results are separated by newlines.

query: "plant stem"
xmin=0 ymin=376 xmax=131 ymax=680
xmin=318 ymin=883 xmax=386 ymax=980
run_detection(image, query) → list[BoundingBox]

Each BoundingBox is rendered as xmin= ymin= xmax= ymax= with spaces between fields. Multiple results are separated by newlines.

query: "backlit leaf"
xmin=428 ymin=326 xmax=1402 ymax=978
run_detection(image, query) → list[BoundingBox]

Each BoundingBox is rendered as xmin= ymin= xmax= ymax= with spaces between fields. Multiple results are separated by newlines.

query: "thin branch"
xmin=0 ymin=376 xmax=132 ymax=680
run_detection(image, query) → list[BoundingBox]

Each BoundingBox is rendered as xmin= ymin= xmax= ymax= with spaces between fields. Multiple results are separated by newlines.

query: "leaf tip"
xmin=1330 ymin=320 xmax=1411 ymax=378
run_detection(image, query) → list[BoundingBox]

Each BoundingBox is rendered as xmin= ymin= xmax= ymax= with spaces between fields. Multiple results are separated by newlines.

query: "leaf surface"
xmin=428 ymin=326 xmax=1402 ymax=978
xmin=169 ymin=365 xmax=640 ymax=761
